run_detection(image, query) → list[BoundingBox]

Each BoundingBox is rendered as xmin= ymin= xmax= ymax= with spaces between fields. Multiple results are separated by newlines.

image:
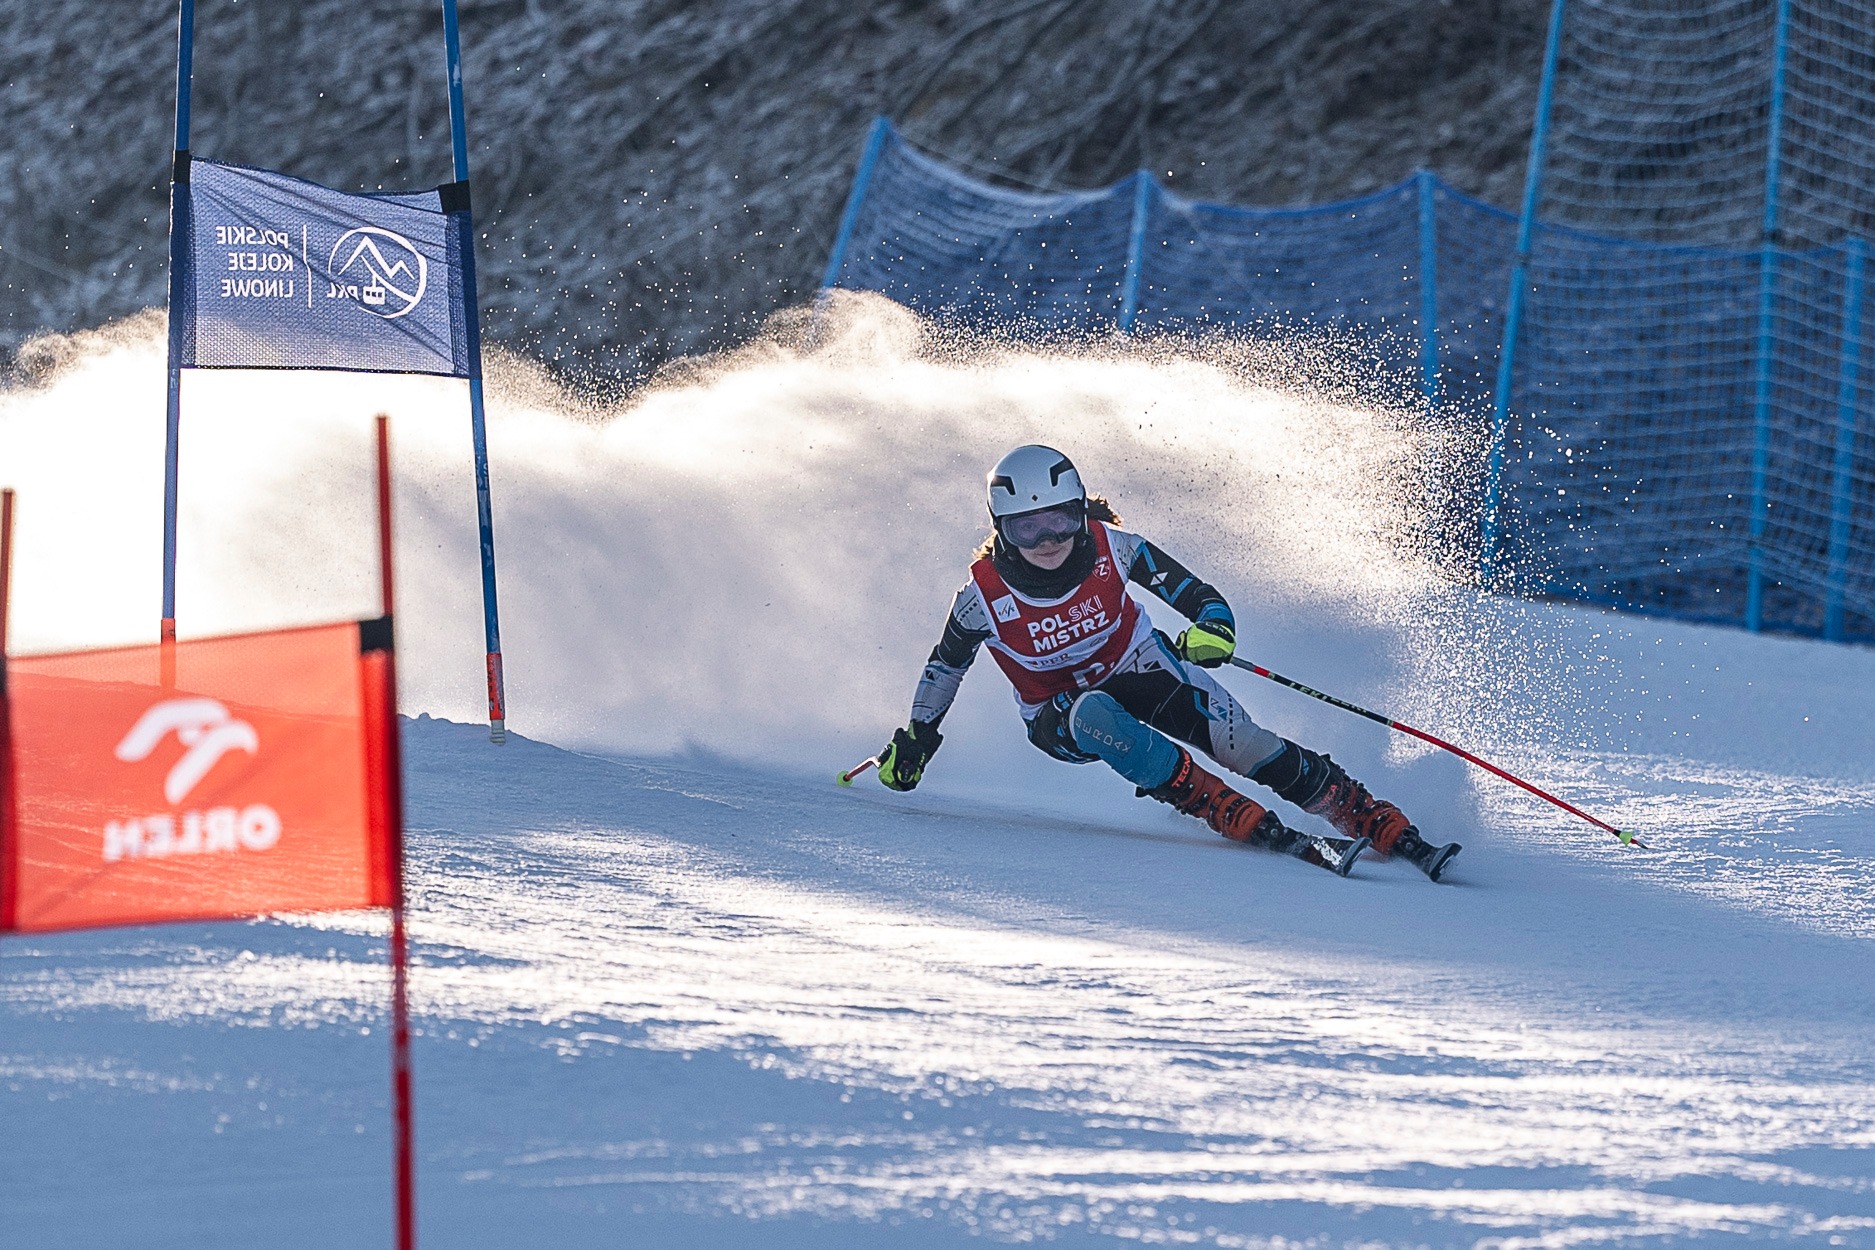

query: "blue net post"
xmin=442 ymin=0 xmax=508 ymax=743
xmin=1746 ymin=0 xmax=1794 ymax=633
xmin=1482 ymin=0 xmax=1569 ymax=585
xmin=820 ymin=117 xmax=891 ymax=295
xmin=1118 ymin=171 xmax=1153 ymax=333
xmin=161 ymin=0 xmax=196 ymax=651
xmin=1416 ymin=170 xmax=1439 ymax=411
xmin=1826 ymin=236 xmax=1865 ymax=641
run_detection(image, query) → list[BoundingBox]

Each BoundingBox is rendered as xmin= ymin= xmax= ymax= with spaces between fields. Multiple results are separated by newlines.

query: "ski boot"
xmin=1303 ymin=756 xmax=1460 ymax=882
xmin=1145 ymin=749 xmax=1368 ymax=877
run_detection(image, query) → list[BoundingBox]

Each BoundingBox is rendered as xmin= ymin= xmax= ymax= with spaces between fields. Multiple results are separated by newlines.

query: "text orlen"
xmin=1028 ymin=596 xmax=1110 ymax=652
xmin=103 ymin=805 xmax=282 ymax=862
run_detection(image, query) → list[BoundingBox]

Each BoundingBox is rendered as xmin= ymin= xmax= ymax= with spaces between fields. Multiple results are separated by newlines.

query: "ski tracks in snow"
xmin=4 ymin=719 xmax=1874 ymax=1248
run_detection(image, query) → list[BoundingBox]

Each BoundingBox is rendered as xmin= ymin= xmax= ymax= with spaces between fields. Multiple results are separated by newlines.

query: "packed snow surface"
xmin=3 ymin=300 xmax=1873 ymax=1247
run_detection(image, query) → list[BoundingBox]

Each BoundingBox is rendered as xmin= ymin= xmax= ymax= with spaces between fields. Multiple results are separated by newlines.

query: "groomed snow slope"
xmin=3 ymin=299 xmax=1873 ymax=1247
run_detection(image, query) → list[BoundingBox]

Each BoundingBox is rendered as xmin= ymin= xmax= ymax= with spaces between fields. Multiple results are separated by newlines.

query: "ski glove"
xmin=1175 ymin=619 xmax=1236 ymax=668
xmin=879 ymin=721 xmax=943 ymax=791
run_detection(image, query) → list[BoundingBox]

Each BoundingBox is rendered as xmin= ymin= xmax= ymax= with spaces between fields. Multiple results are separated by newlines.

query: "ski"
xmin=1249 ymin=820 xmax=1370 ymax=877
xmin=1301 ymin=832 xmax=1371 ymax=877
xmin=1392 ymin=827 xmax=1461 ymax=882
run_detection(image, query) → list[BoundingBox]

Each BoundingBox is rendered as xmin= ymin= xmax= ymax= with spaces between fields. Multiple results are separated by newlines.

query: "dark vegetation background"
xmin=0 ymin=0 xmax=1545 ymax=391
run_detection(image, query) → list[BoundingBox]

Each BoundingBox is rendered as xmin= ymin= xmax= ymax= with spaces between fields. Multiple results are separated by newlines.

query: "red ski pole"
xmin=1227 ymin=657 xmax=1645 ymax=849
xmin=836 ymin=755 xmax=880 ymax=787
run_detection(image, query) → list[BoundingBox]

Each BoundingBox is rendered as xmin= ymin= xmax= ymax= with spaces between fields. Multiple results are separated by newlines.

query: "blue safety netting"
xmin=826 ymin=125 xmax=1515 ymax=405
xmin=827 ymin=134 xmax=1139 ymax=334
xmin=1500 ymin=0 xmax=1875 ymax=642
xmin=1494 ymin=226 xmax=1875 ymax=642
xmin=823 ymin=115 xmax=1874 ymax=644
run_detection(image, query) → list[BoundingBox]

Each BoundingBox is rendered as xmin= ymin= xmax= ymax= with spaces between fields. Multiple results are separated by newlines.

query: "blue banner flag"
xmin=174 ymin=157 xmax=474 ymax=378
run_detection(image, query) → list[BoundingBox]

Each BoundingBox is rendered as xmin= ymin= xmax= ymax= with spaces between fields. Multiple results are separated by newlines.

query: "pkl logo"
xmin=327 ymin=227 xmax=427 ymax=319
xmin=115 ymin=699 xmax=259 ymax=804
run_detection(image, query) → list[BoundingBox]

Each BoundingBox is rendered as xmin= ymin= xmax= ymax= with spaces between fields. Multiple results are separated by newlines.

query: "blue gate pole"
xmin=1416 ymin=171 xmax=1439 ymax=412
xmin=1825 ymin=237 xmax=1865 ymax=641
xmin=1746 ymin=0 xmax=1793 ymax=633
xmin=1481 ymin=0 xmax=1569 ymax=586
xmin=442 ymin=0 xmax=508 ymax=743
xmin=1118 ymin=171 xmax=1153 ymax=333
xmin=161 ymin=0 xmax=196 ymax=650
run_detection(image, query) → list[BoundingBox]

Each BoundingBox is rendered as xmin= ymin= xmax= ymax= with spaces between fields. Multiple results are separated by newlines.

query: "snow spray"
xmin=0 ymin=294 xmax=1650 ymax=805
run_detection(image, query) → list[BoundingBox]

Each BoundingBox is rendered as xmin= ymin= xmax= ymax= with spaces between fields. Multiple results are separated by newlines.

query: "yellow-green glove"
xmin=879 ymin=722 xmax=943 ymax=791
xmin=1174 ymin=619 xmax=1236 ymax=668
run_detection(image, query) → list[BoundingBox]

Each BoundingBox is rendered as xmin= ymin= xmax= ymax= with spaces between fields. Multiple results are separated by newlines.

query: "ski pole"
xmin=1226 ymin=656 xmax=1645 ymax=849
xmin=837 ymin=755 xmax=880 ymax=787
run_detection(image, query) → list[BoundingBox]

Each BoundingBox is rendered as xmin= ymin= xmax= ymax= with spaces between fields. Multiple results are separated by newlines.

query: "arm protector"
xmin=908 ymin=587 xmax=992 ymax=727
xmin=1125 ymin=537 xmax=1233 ymax=629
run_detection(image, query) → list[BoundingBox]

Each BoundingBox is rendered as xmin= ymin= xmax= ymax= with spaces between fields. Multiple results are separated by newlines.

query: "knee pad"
xmin=1028 ymin=693 xmax=1099 ymax=763
xmin=1069 ymin=691 xmax=1182 ymax=790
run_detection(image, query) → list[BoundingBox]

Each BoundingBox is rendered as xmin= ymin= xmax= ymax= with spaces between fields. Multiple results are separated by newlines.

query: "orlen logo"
xmin=326 ymin=227 xmax=427 ymax=319
xmin=103 ymin=699 xmax=281 ymax=863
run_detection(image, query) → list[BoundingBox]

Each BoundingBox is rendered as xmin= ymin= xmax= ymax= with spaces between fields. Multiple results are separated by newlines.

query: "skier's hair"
xmin=975 ymin=495 xmax=1120 ymax=558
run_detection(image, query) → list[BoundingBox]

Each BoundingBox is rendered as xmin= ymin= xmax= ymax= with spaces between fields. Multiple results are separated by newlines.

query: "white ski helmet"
xmin=986 ymin=444 xmax=1085 ymax=520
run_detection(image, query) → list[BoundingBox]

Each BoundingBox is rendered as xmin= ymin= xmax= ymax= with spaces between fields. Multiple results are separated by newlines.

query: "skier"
xmin=872 ymin=445 xmax=1459 ymax=880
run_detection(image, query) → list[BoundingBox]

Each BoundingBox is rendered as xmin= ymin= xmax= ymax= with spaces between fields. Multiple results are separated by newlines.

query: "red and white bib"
xmin=968 ymin=522 xmax=1146 ymax=707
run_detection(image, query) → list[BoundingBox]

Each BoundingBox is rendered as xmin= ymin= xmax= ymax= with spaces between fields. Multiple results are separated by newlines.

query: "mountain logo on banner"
xmin=115 ymin=698 xmax=260 ymax=805
xmin=327 ymin=227 xmax=428 ymax=320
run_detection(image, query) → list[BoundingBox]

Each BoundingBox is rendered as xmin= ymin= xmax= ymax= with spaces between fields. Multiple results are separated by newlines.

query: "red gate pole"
xmin=1 ymin=489 xmax=13 ymax=659
xmin=375 ymin=416 xmax=416 ymax=1250
xmin=1 ymin=489 xmax=16 ymax=934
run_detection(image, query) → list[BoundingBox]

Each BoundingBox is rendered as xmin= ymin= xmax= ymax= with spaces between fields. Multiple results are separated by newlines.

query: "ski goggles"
xmin=998 ymin=502 xmax=1085 ymax=549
